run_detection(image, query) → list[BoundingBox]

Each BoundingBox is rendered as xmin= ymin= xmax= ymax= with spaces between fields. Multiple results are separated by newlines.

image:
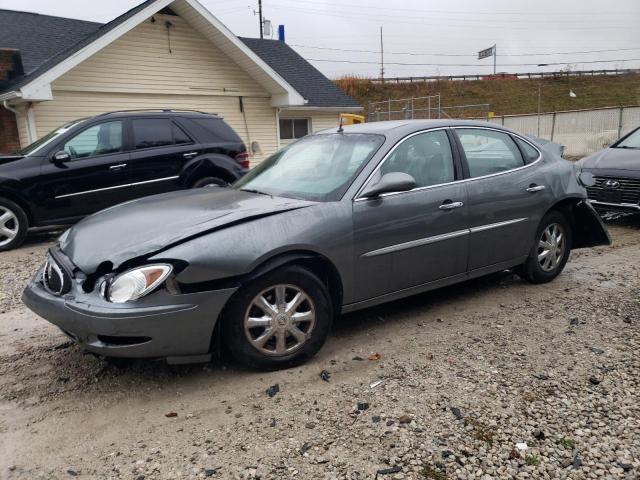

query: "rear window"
xmin=188 ymin=118 xmax=242 ymax=143
xmin=132 ymin=119 xmax=193 ymax=149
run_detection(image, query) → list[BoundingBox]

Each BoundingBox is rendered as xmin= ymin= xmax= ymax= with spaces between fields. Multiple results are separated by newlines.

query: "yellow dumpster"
xmin=339 ymin=113 xmax=365 ymax=125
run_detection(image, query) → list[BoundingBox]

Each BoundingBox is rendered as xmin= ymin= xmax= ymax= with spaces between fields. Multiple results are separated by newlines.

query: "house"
xmin=0 ymin=0 xmax=361 ymax=161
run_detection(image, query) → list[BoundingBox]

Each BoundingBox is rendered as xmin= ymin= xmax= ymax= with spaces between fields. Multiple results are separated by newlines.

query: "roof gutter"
xmin=2 ymin=99 xmax=19 ymax=115
xmin=280 ymin=106 xmax=364 ymax=112
xmin=0 ymin=91 xmax=21 ymax=103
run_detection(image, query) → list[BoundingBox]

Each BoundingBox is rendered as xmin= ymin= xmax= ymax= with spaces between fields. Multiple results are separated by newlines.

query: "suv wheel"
xmin=0 ymin=198 xmax=28 ymax=252
xmin=516 ymin=211 xmax=572 ymax=284
xmin=222 ymin=265 xmax=332 ymax=370
xmin=193 ymin=177 xmax=228 ymax=188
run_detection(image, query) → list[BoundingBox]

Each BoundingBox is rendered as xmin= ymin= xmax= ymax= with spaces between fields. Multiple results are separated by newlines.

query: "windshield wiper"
xmin=240 ymin=188 xmax=272 ymax=196
xmin=615 ymin=145 xmax=640 ymax=149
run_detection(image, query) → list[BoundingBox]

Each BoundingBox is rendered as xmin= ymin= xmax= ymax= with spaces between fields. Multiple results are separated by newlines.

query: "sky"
xmin=1 ymin=0 xmax=639 ymax=80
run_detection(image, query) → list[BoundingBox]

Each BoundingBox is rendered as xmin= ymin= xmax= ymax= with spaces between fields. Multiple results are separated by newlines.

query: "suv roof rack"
xmin=96 ymin=109 xmax=218 ymax=116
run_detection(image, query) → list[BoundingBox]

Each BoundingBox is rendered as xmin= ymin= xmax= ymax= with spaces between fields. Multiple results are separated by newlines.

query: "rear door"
xmin=453 ymin=127 xmax=554 ymax=272
xmin=124 ymin=117 xmax=196 ymax=198
xmin=36 ymin=119 xmax=131 ymax=221
xmin=352 ymin=129 xmax=469 ymax=301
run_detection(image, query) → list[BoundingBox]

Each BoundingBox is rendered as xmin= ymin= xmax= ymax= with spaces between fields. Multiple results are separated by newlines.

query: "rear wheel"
xmin=222 ymin=265 xmax=332 ymax=370
xmin=0 ymin=198 xmax=28 ymax=252
xmin=516 ymin=211 xmax=572 ymax=284
xmin=192 ymin=176 xmax=228 ymax=188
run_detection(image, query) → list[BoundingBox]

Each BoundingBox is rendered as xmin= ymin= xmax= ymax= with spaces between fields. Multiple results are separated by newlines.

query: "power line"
xmin=269 ymin=0 xmax=635 ymax=18
xmin=305 ymin=58 xmax=640 ymax=67
xmin=291 ymin=45 xmax=640 ymax=58
xmin=267 ymin=2 xmax=638 ymax=30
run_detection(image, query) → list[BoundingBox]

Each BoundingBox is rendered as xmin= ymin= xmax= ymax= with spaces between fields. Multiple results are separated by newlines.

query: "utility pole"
xmin=258 ymin=0 xmax=264 ymax=39
xmin=493 ymin=44 xmax=497 ymax=75
xmin=380 ymin=26 xmax=385 ymax=83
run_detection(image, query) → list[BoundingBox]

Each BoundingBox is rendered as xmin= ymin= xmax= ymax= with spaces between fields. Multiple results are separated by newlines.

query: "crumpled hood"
xmin=581 ymin=147 xmax=640 ymax=173
xmin=61 ymin=188 xmax=315 ymax=273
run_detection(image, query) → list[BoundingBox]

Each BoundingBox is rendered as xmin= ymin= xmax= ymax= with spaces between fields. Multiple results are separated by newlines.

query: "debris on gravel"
xmin=1 ymin=221 xmax=639 ymax=479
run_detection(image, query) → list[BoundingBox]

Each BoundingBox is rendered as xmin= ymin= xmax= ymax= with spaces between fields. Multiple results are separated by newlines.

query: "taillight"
xmin=235 ymin=151 xmax=250 ymax=169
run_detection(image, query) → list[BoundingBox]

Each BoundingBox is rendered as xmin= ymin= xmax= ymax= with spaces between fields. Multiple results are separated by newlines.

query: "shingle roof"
xmin=0 ymin=2 xmax=158 ymax=94
xmin=0 ymin=5 xmax=360 ymax=109
xmin=0 ymin=10 xmax=101 ymax=75
xmin=239 ymin=37 xmax=361 ymax=109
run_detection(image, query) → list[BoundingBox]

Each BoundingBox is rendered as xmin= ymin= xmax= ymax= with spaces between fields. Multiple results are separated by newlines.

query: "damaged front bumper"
xmin=22 ymin=267 xmax=237 ymax=364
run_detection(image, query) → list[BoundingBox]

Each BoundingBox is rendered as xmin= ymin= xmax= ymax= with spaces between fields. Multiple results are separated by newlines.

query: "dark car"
xmin=0 ymin=110 xmax=249 ymax=251
xmin=23 ymin=120 xmax=610 ymax=370
xmin=580 ymin=126 xmax=640 ymax=214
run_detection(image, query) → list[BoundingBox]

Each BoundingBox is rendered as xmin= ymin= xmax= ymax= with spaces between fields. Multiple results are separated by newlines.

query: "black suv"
xmin=0 ymin=110 xmax=249 ymax=251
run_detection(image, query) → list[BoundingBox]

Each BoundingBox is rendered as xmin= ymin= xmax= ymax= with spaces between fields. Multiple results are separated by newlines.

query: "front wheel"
xmin=516 ymin=211 xmax=572 ymax=284
xmin=221 ymin=265 xmax=332 ymax=370
xmin=0 ymin=198 xmax=28 ymax=252
xmin=192 ymin=176 xmax=228 ymax=189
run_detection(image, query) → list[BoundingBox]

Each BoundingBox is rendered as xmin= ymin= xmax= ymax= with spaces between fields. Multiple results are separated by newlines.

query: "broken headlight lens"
xmin=106 ymin=264 xmax=172 ymax=303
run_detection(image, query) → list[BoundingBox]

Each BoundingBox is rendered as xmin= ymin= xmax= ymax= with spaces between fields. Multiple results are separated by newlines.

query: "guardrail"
xmin=370 ymin=68 xmax=640 ymax=84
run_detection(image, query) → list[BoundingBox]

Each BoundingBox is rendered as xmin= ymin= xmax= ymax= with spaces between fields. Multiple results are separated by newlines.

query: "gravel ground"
xmin=0 ymin=219 xmax=639 ymax=479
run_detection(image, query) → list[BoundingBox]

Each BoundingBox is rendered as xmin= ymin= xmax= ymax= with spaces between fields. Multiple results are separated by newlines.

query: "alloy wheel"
xmin=0 ymin=206 xmax=19 ymax=248
xmin=243 ymin=284 xmax=316 ymax=357
xmin=537 ymin=223 xmax=565 ymax=272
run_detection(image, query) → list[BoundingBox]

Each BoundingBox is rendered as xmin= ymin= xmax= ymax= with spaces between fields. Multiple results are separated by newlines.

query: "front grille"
xmin=42 ymin=254 xmax=72 ymax=296
xmin=587 ymin=176 xmax=640 ymax=205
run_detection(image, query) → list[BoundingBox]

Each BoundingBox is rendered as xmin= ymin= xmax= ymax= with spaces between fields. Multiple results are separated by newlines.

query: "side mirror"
xmin=360 ymin=172 xmax=417 ymax=198
xmin=52 ymin=150 xmax=71 ymax=163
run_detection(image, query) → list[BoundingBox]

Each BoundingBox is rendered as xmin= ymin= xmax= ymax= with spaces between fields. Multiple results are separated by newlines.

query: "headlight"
xmin=105 ymin=264 xmax=173 ymax=303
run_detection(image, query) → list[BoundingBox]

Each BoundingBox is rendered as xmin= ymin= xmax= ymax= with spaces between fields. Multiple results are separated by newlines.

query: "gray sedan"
xmin=23 ymin=120 xmax=611 ymax=369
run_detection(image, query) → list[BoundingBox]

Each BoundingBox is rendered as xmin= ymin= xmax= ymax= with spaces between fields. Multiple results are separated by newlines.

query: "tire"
xmin=221 ymin=265 xmax=333 ymax=371
xmin=516 ymin=210 xmax=572 ymax=284
xmin=0 ymin=197 xmax=28 ymax=252
xmin=192 ymin=176 xmax=229 ymax=189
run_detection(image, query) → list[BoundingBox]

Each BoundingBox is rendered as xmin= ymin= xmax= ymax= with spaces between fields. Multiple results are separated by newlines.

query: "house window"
xmin=279 ymin=118 xmax=309 ymax=140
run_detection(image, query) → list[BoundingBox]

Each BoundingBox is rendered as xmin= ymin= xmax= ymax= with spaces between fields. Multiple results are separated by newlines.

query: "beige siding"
xmin=32 ymin=92 xmax=277 ymax=163
xmin=53 ymin=14 xmax=268 ymax=97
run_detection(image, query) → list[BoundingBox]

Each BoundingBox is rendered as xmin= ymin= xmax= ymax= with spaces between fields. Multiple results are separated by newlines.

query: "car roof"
xmin=94 ymin=110 xmax=220 ymax=119
xmin=320 ymin=119 xmax=508 ymax=135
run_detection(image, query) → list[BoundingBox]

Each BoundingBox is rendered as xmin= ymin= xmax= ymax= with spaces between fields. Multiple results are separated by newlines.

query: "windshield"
xmin=615 ymin=128 xmax=640 ymax=149
xmin=20 ymin=119 xmax=85 ymax=156
xmin=234 ymin=133 xmax=385 ymax=202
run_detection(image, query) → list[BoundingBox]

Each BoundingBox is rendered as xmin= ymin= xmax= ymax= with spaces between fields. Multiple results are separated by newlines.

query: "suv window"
xmin=62 ymin=121 xmax=123 ymax=159
xmin=456 ymin=129 xmax=524 ymax=178
xmin=380 ymin=130 xmax=455 ymax=188
xmin=133 ymin=118 xmax=189 ymax=149
xmin=188 ymin=118 xmax=242 ymax=143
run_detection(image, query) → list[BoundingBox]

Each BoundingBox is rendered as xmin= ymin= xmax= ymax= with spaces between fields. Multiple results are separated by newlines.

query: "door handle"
xmin=439 ymin=201 xmax=464 ymax=210
xmin=526 ymin=185 xmax=546 ymax=193
xmin=109 ymin=163 xmax=127 ymax=171
xmin=183 ymin=152 xmax=199 ymax=159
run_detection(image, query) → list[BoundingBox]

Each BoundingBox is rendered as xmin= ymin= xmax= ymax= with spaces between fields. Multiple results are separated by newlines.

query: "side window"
xmin=133 ymin=119 xmax=174 ymax=149
xmin=456 ymin=129 xmax=524 ymax=178
xmin=380 ymin=130 xmax=455 ymax=188
xmin=515 ymin=137 xmax=540 ymax=163
xmin=63 ymin=121 xmax=123 ymax=159
xmin=279 ymin=118 xmax=310 ymax=140
xmin=173 ymin=123 xmax=192 ymax=145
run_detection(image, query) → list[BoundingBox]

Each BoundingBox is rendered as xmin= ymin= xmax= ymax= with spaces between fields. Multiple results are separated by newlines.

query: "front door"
xmin=352 ymin=129 xmax=469 ymax=302
xmin=453 ymin=127 xmax=554 ymax=271
xmin=36 ymin=120 xmax=131 ymax=222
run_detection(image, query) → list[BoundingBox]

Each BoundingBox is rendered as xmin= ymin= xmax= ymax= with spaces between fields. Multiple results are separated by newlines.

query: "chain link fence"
xmin=367 ymin=96 xmax=490 ymax=122
xmin=489 ymin=106 xmax=640 ymax=157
